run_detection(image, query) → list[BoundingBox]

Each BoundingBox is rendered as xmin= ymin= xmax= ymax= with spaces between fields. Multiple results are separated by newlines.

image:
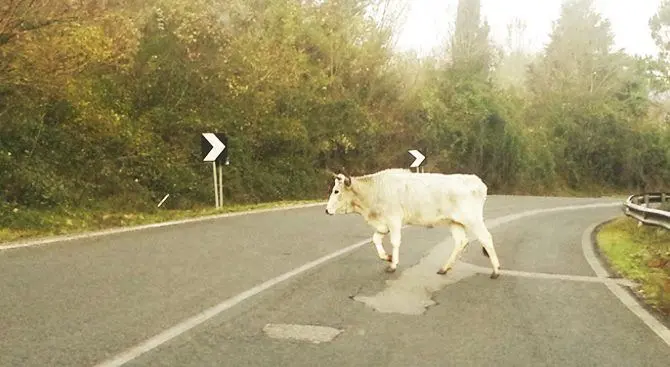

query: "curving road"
xmin=1 ymin=196 xmax=669 ymax=366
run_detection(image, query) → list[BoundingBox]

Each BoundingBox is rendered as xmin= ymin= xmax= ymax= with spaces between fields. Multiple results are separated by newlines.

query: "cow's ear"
xmin=344 ymin=175 xmax=351 ymax=187
xmin=324 ymin=168 xmax=338 ymax=180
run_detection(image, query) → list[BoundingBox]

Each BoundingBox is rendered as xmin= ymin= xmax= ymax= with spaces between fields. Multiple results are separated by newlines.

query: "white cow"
xmin=325 ymin=168 xmax=501 ymax=278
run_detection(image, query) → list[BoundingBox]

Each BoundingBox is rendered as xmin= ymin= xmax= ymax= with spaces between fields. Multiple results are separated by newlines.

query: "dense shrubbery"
xmin=1 ymin=0 xmax=669 ymax=214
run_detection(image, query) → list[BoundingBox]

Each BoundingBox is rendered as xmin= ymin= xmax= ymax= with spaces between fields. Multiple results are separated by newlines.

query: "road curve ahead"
xmin=1 ymin=196 xmax=668 ymax=366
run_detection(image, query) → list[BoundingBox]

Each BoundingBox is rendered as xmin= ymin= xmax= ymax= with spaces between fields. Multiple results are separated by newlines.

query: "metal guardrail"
xmin=622 ymin=192 xmax=670 ymax=230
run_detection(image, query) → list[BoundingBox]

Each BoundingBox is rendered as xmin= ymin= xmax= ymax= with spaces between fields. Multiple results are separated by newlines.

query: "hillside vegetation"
xmin=1 ymin=0 xmax=670 ymax=230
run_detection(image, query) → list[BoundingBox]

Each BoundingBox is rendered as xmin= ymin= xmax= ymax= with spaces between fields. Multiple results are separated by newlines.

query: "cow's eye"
xmin=334 ymin=190 xmax=340 ymax=194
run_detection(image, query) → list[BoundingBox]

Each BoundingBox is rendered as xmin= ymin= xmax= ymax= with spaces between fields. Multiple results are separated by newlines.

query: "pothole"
xmin=262 ymin=323 xmax=343 ymax=344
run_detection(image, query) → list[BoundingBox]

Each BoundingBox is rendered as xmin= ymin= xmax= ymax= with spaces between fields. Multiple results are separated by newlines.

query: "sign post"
xmin=218 ymin=163 xmax=223 ymax=208
xmin=201 ymin=133 xmax=228 ymax=208
xmin=408 ymin=149 xmax=426 ymax=173
xmin=212 ymin=161 xmax=219 ymax=207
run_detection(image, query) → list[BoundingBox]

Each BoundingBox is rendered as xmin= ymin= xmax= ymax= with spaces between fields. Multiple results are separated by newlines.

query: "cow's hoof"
xmin=384 ymin=254 xmax=392 ymax=262
xmin=437 ymin=268 xmax=449 ymax=275
xmin=490 ymin=272 xmax=500 ymax=279
xmin=385 ymin=266 xmax=397 ymax=273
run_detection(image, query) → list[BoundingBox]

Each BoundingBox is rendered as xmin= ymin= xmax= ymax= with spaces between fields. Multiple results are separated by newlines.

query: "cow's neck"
xmin=349 ymin=179 xmax=374 ymax=218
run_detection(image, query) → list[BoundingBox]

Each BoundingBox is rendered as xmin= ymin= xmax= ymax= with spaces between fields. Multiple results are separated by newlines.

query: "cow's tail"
xmin=473 ymin=175 xmax=488 ymax=207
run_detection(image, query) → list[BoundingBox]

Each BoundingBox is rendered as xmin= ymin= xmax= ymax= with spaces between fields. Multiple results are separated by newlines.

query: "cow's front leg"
xmin=385 ymin=226 xmax=402 ymax=273
xmin=372 ymin=231 xmax=392 ymax=262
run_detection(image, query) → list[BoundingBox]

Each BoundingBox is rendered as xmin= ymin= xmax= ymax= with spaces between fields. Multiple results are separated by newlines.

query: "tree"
xmin=648 ymin=0 xmax=670 ymax=92
xmin=494 ymin=17 xmax=535 ymax=89
xmin=450 ymin=0 xmax=491 ymax=79
xmin=525 ymin=0 xmax=659 ymax=189
xmin=650 ymin=0 xmax=670 ymax=59
xmin=528 ymin=0 xmax=621 ymax=99
xmin=1 ymin=0 xmax=669 ymax=222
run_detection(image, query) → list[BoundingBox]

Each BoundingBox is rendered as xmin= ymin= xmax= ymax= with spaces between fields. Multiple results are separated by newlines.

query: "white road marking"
xmin=0 ymin=202 xmax=326 ymax=251
xmin=483 ymin=202 xmax=621 ymax=229
xmin=464 ymin=264 xmax=637 ymax=286
xmin=582 ymin=221 xmax=670 ymax=347
xmin=94 ymin=200 xmax=623 ymax=366
xmin=92 ymin=238 xmax=369 ymax=367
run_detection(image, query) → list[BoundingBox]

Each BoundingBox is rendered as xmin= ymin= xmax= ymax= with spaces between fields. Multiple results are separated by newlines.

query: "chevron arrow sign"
xmin=408 ymin=149 xmax=425 ymax=168
xmin=201 ymin=133 xmax=228 ymax=162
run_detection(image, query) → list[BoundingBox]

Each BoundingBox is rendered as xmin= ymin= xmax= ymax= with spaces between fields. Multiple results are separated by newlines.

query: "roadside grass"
xmin=596 ymin=216 xmax=670 ymax=318
xmin=0 ymin=200 xmax=323 ymax=244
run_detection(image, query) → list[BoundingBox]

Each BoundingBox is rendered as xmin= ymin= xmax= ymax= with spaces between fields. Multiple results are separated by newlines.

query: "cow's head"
xmin=325 ymin=172 xmax=355 ymax=215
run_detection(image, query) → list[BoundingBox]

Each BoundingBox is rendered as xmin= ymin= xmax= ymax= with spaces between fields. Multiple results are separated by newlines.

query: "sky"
xmin=393 ymin=0 xmax=663 ymax=57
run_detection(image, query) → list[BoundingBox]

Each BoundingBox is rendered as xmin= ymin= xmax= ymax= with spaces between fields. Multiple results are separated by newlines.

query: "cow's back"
xmin=372 ymin=171 xmax=487 ymax=226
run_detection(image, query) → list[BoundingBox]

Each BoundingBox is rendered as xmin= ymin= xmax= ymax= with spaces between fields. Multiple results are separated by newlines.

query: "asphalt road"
xmin=1 ymin=195 xmax=669 ymax=366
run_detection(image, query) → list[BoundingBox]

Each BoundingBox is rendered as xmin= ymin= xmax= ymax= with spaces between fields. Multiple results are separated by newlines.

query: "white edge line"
xmin=581 ymin=222 xmax=611 ymax=278
xmin=94 ymin=200 xmax=623 ymax=366
xmin=462 ymin=263 xmax=636 ymax=287
xmin=0 ymin=202 xmax=326 ymax=251
xmin=582 ymin=221 xmax=670 ymax=347
xmin=92 ymin=238 xmax=370 ymax=367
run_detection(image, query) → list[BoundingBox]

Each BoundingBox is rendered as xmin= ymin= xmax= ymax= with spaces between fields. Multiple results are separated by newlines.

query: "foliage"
xmin=524 ymin=0 xmax=670 ymax=192
xmin=0 ymin=0 xmax=669 ymax=223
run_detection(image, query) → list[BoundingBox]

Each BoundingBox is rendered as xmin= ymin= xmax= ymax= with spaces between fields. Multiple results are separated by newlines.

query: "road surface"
xmin=1 ymin=195 xmax=668 ymax=366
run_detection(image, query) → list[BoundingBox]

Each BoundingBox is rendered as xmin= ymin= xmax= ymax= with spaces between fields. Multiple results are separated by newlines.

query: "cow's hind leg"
xmin=437 ymin=222 xmax=468 ymax=275
xmin=471 ymin=220 xmax=501 ymax=279
xmin=385 ymin=224 xmax=402 ymax=273
xmin=372 ymin=231 xmax=392 ymax=262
